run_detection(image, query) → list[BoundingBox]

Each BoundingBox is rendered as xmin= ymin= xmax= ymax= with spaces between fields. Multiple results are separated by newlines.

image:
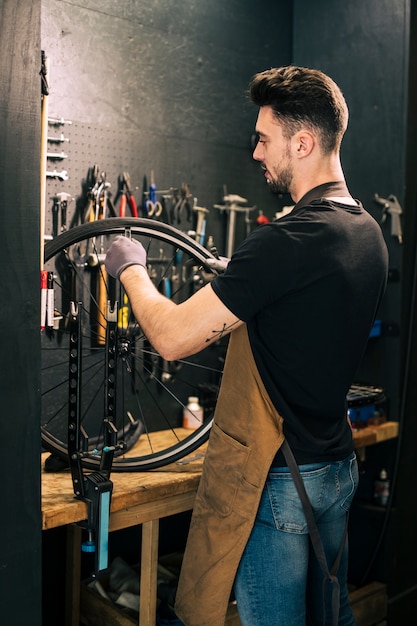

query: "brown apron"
xmin=175 ymin=324 xmax=285 ymax=626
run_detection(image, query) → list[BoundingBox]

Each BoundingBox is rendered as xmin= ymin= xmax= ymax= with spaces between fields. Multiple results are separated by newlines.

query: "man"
xmin=105 ymin=66 xmax=388 ymax=626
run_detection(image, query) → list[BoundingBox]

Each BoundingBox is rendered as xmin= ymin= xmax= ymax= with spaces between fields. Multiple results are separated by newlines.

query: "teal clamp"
xmin=81 ymin=471 xmax=113 ymax=573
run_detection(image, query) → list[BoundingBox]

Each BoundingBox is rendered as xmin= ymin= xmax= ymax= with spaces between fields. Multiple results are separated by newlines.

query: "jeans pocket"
xmin=340 ymin=454 xmax=359 ymax=511
xmin=266 ymin=465 xmax=330 ymax=533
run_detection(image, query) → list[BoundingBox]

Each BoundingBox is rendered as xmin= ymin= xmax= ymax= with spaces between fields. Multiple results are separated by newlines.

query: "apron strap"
xmin=281 ymin=440 xmax=348 ymax=626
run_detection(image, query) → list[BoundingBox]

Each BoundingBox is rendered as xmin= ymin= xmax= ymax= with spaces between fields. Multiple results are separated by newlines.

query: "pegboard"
xmin=44 ymin=118 xmax=195 ymax=241
xmin=44 ymin=114 xmax=270 ymax=258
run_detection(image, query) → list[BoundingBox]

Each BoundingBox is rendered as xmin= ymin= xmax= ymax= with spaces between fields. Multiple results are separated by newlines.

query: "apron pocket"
xmin=198 ymin=422 xmax=251 ymax=516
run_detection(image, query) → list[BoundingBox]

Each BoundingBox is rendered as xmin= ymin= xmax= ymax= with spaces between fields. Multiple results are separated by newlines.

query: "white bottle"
xmin=183 ymin=396 xmax=204 ymax=430
xmin=373 ymin=468 xmax=390 ymax=506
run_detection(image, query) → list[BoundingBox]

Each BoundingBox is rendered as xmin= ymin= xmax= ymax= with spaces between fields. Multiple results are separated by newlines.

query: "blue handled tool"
xmin=146 ymin=170 xmax=163 ymax=217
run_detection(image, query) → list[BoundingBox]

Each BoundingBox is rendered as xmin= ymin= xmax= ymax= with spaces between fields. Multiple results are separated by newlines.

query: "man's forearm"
xmin=120 ymin=265 xmax=181 ymax=359
xmin=119 ymin=264 xmax=242 ymax=360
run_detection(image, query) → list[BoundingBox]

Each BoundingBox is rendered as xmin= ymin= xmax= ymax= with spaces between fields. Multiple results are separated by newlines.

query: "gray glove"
xmin=105 ymin=236 xmax=147 ymax=279
xmin=206 ymin=256 xmax=230 ymax=273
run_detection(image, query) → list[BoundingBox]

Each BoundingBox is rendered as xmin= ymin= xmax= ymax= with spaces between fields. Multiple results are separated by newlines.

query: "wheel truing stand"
xmin=67 ymin=300 xmax=123 ymax=573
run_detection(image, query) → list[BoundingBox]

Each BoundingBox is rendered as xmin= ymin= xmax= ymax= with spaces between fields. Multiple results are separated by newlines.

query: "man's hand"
xmin=105 ymin=236 xmax=147 ymax=279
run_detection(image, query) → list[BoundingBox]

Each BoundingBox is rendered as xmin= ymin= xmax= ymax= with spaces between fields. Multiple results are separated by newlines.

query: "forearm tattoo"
xmin=205 ymin=320 xmax=239 ymax=343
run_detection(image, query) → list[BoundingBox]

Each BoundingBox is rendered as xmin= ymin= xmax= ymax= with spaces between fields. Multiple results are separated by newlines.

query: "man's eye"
xmin=251 ymin=134 xmax=266 ymax=148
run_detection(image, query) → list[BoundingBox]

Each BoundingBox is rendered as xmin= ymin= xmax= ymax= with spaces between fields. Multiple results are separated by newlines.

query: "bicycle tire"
xmin=41 ymin=217 xmax=223 ymax=470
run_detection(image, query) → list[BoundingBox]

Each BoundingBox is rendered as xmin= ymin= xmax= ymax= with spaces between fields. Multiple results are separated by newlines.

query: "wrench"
xmin=48 ymin=116 xmax=72 ymax=126
xmin=46 ymin=151 xmax=68 ymax=160
xmin=46 ymin=169 xmax=69 ymax=181
xmin=47 ymin=132 xmax=69 ymax=143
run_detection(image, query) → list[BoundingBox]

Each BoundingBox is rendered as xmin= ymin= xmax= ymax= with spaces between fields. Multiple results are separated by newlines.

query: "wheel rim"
xmin=41 ymin=218 xmax=224 ymax=470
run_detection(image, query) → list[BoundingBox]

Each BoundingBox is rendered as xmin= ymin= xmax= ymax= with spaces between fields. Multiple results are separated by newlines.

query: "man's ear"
xmin=293 ymin=130 xmax=315 ymax=158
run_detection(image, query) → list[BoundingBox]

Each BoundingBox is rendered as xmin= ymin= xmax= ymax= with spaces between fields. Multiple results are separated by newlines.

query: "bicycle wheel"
xmin=41 ymin=217 xmax=225 ymax=470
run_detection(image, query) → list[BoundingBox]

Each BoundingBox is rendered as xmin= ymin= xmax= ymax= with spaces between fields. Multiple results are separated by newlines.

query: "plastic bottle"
xmin=373 ymin=468 xmax=390 ymax=506
xmin=183 ymin=396 xmax=204 ymax=430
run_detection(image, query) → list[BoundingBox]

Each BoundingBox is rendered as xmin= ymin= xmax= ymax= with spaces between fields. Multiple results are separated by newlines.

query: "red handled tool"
xmin=40 ymin=270 xmax=48 ymax=331
xmin=115 ymin=172 xmax=138 ymax=217
xmin=47 ymin=271 xmax=54 ymax=329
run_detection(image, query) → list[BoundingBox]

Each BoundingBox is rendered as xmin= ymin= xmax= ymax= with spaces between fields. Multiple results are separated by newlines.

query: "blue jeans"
xmin=234 ymin=452 xmax=358 ymax=626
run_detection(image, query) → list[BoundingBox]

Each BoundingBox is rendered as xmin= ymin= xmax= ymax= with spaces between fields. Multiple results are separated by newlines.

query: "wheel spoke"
xmin=41 ymin=218 xmax=224 ymax=470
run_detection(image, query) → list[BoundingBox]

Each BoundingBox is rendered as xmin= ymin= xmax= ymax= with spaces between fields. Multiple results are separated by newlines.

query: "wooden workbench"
xmin=41 ymin=421 xmax=399 ymax=626
xmin=42 ymin=444 xmax=205 ymax=626
xmin=351 ymin=420 xmax=399 ymax=448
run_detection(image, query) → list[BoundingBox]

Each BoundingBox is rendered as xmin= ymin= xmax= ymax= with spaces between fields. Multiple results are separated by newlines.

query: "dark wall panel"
xmin=41 ymin=0 xmax=293 ymax=254
xmin=293 ymin=0 xmax=407 ymax=421
xmin=0 ymin=1 xmax=42 ymax=624
xmin=293 ymin=2 xmax=416 ymax=620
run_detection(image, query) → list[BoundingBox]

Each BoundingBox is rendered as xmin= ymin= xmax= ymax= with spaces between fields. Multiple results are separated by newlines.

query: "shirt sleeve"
xmin=211 ymin=223 xmax=296 ymax=322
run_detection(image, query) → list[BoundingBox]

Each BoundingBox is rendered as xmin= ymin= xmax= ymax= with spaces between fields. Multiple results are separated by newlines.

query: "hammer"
xmin=192 ymin=198 xmax=209 ymax=244
xmin=214 ymin=193 xmax=256 ymax=258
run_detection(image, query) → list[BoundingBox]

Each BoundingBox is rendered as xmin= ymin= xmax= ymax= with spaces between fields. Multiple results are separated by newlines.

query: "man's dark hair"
xmin=249 ymin=66 xmax=349 ymax=153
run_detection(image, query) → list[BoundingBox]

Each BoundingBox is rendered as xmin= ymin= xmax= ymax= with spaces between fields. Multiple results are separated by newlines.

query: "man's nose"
xmin=253 ymin=142 xmax=263 ymax=161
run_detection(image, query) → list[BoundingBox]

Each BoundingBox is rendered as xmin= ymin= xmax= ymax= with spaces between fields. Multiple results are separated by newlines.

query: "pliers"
xmin=114 ymin=172 xmax=138 ymax=217
xmin=171 ymin=182 xmax=193 ymax=226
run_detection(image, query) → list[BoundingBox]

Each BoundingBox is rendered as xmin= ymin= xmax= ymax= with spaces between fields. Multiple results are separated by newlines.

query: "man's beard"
xmin=268 ymin=165 xmax=293 ymax=195
xmin=267 ymin=150 xmax=293 ymax=194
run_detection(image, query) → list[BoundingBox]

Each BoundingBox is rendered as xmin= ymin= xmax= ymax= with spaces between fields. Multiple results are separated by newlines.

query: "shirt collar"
xmin=294 ymin=181 xmax=351 ymax=209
